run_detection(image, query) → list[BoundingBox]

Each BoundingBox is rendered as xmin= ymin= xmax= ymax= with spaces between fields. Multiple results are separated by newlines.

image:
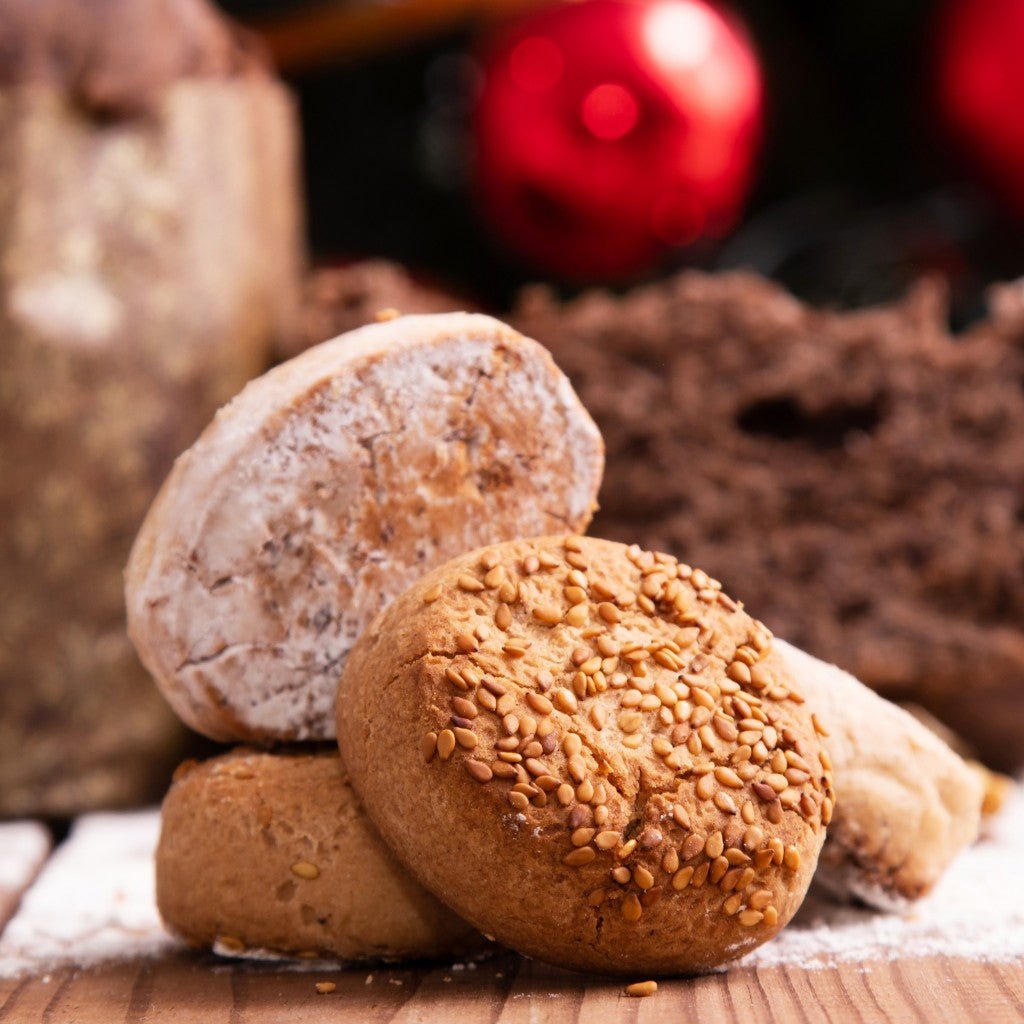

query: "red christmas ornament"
xmin=934 ymin=0 xmax=1024 ymax=214
xmin=472 ymin=0 xmax=763 ymax=280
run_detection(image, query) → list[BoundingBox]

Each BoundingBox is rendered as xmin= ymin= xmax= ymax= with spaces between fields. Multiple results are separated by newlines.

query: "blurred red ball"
xmin=472 ymin=0 xmax=763 ymax=280
xmin=935 ymin=0 xmax=1024 ymax=214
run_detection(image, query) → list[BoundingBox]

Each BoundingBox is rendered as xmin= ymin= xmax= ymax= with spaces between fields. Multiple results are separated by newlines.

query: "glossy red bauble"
xmin=935 ymin=0 xmax=1024 ymax=214
xmin=473 ymin=0 xmax=763 ymax=280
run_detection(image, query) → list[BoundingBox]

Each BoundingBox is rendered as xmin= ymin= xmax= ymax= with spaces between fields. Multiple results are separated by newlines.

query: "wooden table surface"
xmin=2 ymin=949 xmax=1023 ymax=1023
xmin=2 ymin=809 xmax=1023 ymax=1024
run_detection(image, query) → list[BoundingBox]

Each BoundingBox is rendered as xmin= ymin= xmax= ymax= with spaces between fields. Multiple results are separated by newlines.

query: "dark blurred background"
xmin=222 ymin=0 xmax=1024 ymax=320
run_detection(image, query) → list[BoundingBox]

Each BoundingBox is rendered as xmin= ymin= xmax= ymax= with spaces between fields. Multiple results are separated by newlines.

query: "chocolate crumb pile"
xmin=513 ymin=272 xmax=1024 ymax=770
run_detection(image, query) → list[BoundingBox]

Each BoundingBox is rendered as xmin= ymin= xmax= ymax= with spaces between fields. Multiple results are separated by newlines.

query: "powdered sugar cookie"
xmin=126 ymin=313 xmax=603 ymax=743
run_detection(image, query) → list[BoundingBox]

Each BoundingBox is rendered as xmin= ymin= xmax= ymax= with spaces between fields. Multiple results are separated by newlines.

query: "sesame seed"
xmin=598 ymin=602 xmax=621 ymax=623
xmin=451 ymin=697 xmax=478 ymax=720
xmin=812 ymin=713 xmax=829 ymax=737
xmin=557 ymin=784 xmax=574 ymax=805
xmin=554 ymin=688 xmax=578 ymax=713
xmin=594 ymin=830 xmax=620 ymax=850
xmin=724 ymin=848 xmax=750 ymax=866
xmin=692 ymin=862 xmax=710 ymax=887
xmin=422 ymin=584 xmax=443 ymax=603
xmin=508 ymin=791 xmax=530 ymax=812
xmin=682 ymin=834 xmax=704 ymax=860
xmin=709 ymin=857 xmax=729 ymax=885
xmin=562 ymin=733 xmax=583 ymax=757
xmin=722 ymin=892 xmax=744 ymax=915
xmin=523 ymin=555 xmax=540 ymax=574
xmin=784 ymin=846 xmax=801 ymax=871
xmin=526 ymin=692 xmax=554 ymax=715
xmin=739 ymin=909 xmax=764 ymax=927
xmin=465 ymin=760 xmax=493 ymax=783
xmin=495 ymin=604 xmax=512 ymax=630
xmin=612 ymin=866 xmax=631 ymax=884
xmin=437 ymin=729 xmax=456 ymax=760
xmin=481 ymin=566 xmax=504 ymax=590
xmin=621 ymin=894 xmax=643 ymax=921
xmin=695 ymin=774 xmax=715 ymax=801
xmin=588 ymin=889 xmax=607 ymax=907
xmin=714 ymin=766 xmax=744 ymax=789
xmin=705 ymin=832 xmax=724 ymax=859
xmin=672 ymin=866 xmax=695 ymax=890
xmin=714 ymin=792 xmax=738 ymax=814
xmin=571 ymin=827 xmax=597 ymax=847
xmin=533 ymin=604 xmax=563 ymax=625
xmin=632 ymin=866 xmax=655 ymax=889
xmin=763 ymin=906 xmax=779 ymax=927
xmin=453 ymin=727 xmax=477 ymax=750
xmin=458 ymin=574 xmax=484 ymax=592
xmin=768 ymin=838 xmax=785 ymax=865
xmin=673 ymin=805 xmax=691 ymax=829
xmin=563 ymin=846 xmax=596 ymax=867
xmin=456 ymin=632 xmax=478 ymax=653
xmin=315 ymin=982 xmax=337 ymax=995
xmin=624 ymin=981 xmax=657 ymax=998
xmin=291 ymin=862 xmax=319 ymax=880
xmin=662 ymin=849 xmax=680 ymax=873
xmin=564 ymin=604 xmax=589 ymax=627
xmin=576 ymin=779 xmax=595 ymax=803
xmin=752 ymin=781 xmax=777 ymax=802
xmin=566 ymin=552 xmax=588 ymax=570
xmin=640 ymin=828 xmax=663 ymax=849
xmin=822 ymin=797 xmax=834 ymax=825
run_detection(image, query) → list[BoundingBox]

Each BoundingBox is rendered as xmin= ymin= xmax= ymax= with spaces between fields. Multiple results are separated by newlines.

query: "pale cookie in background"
xmin=776 ymin=640 xmax=983 ymax=908
xmin=126 ymin=313 xmax=603 ymax=743
xmin=337 ymin=536 xmax=834 ymax=976
xmin=157 ymin=748 xmax=483 ymax=962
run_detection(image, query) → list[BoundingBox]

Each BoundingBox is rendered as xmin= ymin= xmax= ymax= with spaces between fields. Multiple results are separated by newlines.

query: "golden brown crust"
xmin=156 ymin=748 xmax=482 ymax=963
xmin=337 ymin=536 xmax=833 ymax=975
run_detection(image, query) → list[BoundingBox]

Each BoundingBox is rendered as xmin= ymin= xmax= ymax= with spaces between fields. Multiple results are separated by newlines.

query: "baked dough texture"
xmin=157 ymin=747 xmax=482 ymax=962
xmin=776 ymin=640 xmax=982 ymax=908
xmin=337 ymin=536 xmax=834 ymax=975
xmin=126 ymin=313 xmax=603 ymax=744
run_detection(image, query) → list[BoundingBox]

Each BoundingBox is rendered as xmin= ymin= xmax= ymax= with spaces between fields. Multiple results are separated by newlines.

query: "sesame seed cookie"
xmin=156 ymin=747 xmax=483 ymax=962
xmin=776 ymin=640 xmax=982 ymax=908
xmin=126 ymin=312 xmax=603 ymax=743
xmin=337 ymin=536 xmax=833 ymax=975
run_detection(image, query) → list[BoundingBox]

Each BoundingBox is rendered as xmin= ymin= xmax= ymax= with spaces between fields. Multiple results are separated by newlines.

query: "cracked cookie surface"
xmin=338 ymin=535 xmax=832 ymax=975
xmin=126 ymin=313 xmax=603 ymax=743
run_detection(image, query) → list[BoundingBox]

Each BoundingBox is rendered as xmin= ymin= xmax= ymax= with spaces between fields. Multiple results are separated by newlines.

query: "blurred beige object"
xmin=0 ymin=1 xmax=303 ymax=816
xmin=776 ymin=641 xmax=982 ymax=908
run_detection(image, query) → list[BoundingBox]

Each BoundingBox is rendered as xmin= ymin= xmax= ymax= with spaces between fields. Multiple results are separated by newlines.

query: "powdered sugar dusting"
xmin=744 ymin=781 xmax=1024 ymax=968
xmin=0 ymin=822 xmax=49 ymax=894
xmin=0 ymin=812 xmax=174 ymax=978
xmin=2 ymin=790 xmax=1021 ymax=978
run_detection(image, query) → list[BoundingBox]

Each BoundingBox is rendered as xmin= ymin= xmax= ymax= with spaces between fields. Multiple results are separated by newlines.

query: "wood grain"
xmin=1 ymin=950 xmax=1021 ymax=1024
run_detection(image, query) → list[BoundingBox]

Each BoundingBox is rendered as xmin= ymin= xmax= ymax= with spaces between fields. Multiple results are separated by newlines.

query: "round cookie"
xmin=157 ymin=747 xmax=483 ymax=962
xmin=337 ymin=536 xmax=834 ymax=975
xmin=126 ymin=312 xmax=603 ymax=743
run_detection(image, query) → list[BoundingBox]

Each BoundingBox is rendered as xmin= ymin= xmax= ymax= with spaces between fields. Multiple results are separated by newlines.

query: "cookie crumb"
xmin=625 ymin=980 xmax=658 ymax=997
xmin=315 ymin=981 xmax=336 ymax=995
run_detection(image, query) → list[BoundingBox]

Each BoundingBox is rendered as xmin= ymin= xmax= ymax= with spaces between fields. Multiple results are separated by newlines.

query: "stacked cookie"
xmin=128 ymin=312 xmax=983 ymax=974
